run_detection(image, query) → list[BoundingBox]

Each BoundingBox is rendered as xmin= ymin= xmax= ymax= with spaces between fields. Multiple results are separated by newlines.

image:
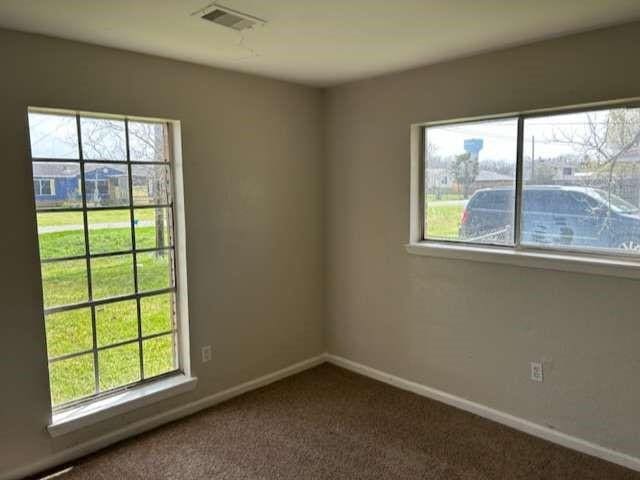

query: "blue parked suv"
xmin=459 ymin=186 xmax=640 ymax=251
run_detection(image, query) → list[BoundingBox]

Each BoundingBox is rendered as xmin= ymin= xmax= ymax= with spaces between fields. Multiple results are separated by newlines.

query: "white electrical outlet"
xmin=201 ymin=345 xmax=212 ymax=363
xmin=530 ymin=361 xmax=544 ymax=382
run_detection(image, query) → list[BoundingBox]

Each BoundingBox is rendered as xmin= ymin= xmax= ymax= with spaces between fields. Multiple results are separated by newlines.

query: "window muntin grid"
xmin=28 ymin=109 xmax=180 ymax=410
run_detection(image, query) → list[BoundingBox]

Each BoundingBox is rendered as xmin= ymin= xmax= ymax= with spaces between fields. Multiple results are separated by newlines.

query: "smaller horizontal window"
xmin=419 ymin=101 xmax=640 ymax=266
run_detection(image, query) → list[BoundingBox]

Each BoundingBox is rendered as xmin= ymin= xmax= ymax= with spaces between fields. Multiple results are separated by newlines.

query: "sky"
xmin=28 ymin=112 xmax=79 ymax=159
xmin=28 ymin=111 xmax=165 ymax=162
xmin=425 ymin=109 xmax=629 ymax=165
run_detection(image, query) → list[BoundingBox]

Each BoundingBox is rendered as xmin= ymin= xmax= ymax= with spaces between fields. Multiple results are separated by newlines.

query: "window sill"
xmin=406 ymin=242 xmax=640 ymax=280
xmin=48 ymin=374 xmax=198 ymax=437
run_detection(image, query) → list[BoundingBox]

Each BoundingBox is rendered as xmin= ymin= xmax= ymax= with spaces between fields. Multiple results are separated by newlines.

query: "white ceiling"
xmin=1 ymin=0 xmax=640 ymax=86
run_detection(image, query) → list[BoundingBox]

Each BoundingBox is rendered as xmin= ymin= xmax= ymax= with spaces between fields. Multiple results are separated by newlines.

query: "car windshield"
xmin=590 ymin=189 xmax=640 ymax=214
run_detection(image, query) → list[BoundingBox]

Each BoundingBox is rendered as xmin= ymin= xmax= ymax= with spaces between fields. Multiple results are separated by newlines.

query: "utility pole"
xmin=531 ymin=135 xmax=535 ymax=181
xmin=154 ymin=123 xmax=166 ymax=257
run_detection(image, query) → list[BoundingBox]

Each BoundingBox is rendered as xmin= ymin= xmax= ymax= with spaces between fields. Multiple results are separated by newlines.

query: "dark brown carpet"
xmin=36 ymin=364 xmax=639 ymax=480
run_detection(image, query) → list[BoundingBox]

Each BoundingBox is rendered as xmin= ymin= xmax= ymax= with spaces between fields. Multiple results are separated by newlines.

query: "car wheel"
xmin=617 ymin=240 xmax=640 ymax=252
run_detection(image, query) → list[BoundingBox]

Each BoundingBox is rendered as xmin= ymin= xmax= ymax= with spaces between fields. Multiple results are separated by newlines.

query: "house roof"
xmin=32 ymin=163 xmax=80 ymax=178
xmin=475 ymin=170 xmax=513 ymax=182
xmin=32 ymin=163 xmax=136 ymax=178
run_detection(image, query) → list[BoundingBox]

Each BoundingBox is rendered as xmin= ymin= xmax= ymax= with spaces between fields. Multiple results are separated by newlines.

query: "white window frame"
xmin=34 ymin=178 xmax=56 ymax=196
xmin=28 ymin=107 xmax=195 ymax=435
xmin=407 ymin=97 xmax=640 ymax=280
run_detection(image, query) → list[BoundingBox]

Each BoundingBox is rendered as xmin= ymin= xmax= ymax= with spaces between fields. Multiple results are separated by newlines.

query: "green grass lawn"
xmin=425 ymin=193 xmax=464 ymax=202
xmin=38 ymin=224 xmax=171 ymax=259
xmin=425 ymin=203 xmax=465 ymax=240
xmin=37 ymin=215 xmax=176 ymax=407
xmin=37 ymin=208 xmax=156 ymax=227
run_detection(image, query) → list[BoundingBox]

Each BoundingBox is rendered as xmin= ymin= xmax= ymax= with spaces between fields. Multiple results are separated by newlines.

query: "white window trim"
xmin=30 ymin=109 xmax=193 ymax=435
xmin=407 ymin=98 xmax=640 ymax=280
xmin=405 ymin=242 xmax=640 ymax=280
xmin=48 ymin=374 xmax=197 ymax=437
xmin=35 ymin=178 xmax=55 ymax=196
xmin=49 ymin=117 xmax=193 ymax=436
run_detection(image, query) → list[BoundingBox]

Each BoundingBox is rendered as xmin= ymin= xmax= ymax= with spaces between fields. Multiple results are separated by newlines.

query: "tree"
xmin=64 ymin=119 xmax=169 ymax=255
xmin=426 ymin=142 xmax=446 ymax=199
xmin=449 ymin=152 xmax=478 ymax=199
xmin=529 ymin=160 xmax=555 ymax=184
xmin=551 ymin=109 xmax=640 ymax=210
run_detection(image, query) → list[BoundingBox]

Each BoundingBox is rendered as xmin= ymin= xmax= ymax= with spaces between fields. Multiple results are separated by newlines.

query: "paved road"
xmin=39 ymin=221 xmax=154 ymax=234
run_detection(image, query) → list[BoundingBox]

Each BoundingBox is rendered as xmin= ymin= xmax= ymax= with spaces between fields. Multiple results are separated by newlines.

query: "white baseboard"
xmin=8 ymin=353 xmax=638 ymax=479
xmin=2 ymin=354 xmax=328 ymax=480
xmin=326 ymin=354 xmax=640 ymax=473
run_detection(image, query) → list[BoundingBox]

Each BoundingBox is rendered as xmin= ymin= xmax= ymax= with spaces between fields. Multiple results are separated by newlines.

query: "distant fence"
xmin=550 ymin=178 xmax=640 ymax=207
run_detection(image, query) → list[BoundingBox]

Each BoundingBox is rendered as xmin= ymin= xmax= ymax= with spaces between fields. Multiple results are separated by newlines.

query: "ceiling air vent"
xmin=199 ymin=4 xmax=265 ymax=31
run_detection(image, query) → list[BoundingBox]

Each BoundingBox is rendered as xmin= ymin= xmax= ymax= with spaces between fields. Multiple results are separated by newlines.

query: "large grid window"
xmin=423 ymin=103 xmax=640 ymax=257
xmin=28 ymin=109 xmax=180 ymax=409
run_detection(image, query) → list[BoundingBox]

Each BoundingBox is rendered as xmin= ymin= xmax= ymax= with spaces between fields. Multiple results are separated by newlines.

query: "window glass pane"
xmin=129 ymin=121 xmax=168 ymax=162
xmin=37 ymin=212 xmax=85 ymax=260
xmin=425 ymin=118 xmax=518 ymax=246
xmin=49 ymin=354 xmax=95 ymax=406
xmin=40 ymin=180 xmax=52 ymax=195
xmin=32 ymin=162 xmax=82 ymax=209
xmin=98 ymin=343 xmax=140 ymax=391
xmin=85 ymin=163 xmax=130 ymax=207
xmin=80 ymin=117 xmax=126 ymax=161
xmin=95 ymin=300 xmax=138 ymax=347
xmin=522 ymin=108 xmax=640 ymax=254
xmin=87 ymin=209 xmax=132 ymax=254
xmin=28 ymin=112 xmax=79 ymax=159
xmin=143 ymin=334 xmax=175 ymax=379
xmin=134 ymin=207 xmax=173 ymax=249
xmin=141 ymin=293 xmax=174 ymax=336
xmin=91 ymin=254 xmax=134 ymax=300
xmin=45 ymin=308 xmax=92 ymax=358
xmin=41 ymin=259 xmax=88 ymax=308
xmin=137 ymin=250 xmax=173 ymax=292
xmin=132 ymin=164 xmax=171 ymax=205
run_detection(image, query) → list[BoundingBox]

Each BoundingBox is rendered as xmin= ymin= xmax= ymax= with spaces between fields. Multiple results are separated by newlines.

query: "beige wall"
xmin=3 ymin=19 xmax=640 ymax=478
xmin=325 ymin=22 xmax=640 ymax=459
xmin=0 ymin=29 xmax=324 ymax=475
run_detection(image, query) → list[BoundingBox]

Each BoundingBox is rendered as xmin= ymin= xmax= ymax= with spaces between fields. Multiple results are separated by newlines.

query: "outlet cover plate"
xmin=530 ymin=361 xmax=544 ymax=382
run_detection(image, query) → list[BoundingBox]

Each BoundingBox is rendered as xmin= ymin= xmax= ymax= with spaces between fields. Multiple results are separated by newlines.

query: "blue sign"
xmin=464 ymin=138 xmax=484 ymax=155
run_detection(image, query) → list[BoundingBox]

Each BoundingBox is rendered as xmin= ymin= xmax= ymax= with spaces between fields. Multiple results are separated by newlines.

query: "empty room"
xmin=1 ymin=1 xmax=640 ymax=479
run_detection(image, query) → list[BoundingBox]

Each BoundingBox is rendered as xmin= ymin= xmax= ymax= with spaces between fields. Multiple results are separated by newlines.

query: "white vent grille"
xmin=200 ymin=5 xmax=264 ymax=31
